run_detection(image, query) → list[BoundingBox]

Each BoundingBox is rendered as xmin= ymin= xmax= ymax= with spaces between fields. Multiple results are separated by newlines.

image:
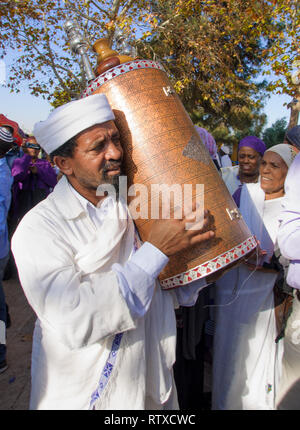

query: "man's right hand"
xmin=147 ymin=204 xmax=215 ymax=257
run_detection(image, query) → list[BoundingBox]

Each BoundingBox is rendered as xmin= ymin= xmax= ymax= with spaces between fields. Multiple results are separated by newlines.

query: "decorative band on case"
xmin=160 ymin=235 xmax=257 ymax=290
xmin=81 ymin=60 xmax=166 ymax=98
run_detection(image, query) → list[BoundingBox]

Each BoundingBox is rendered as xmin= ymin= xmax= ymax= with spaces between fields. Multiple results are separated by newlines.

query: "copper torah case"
xmin=82 ymin=60 xmax=256 ymax=289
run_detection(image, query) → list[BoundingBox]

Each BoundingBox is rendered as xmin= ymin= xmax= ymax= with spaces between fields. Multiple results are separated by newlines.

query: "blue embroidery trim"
xmin=89 ymin=332 xmax=123 ymax=409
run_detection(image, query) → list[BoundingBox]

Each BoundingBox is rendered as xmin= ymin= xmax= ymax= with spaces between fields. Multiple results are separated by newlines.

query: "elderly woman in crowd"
xmin=221 ymin=135 xmax=266 ymax=195
xmin=212 ymin=143 xmax=297 ymax=410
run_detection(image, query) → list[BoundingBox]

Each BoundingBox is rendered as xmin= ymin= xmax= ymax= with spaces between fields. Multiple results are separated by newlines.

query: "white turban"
xmin=33 ymin=94 xmax=115 ymax=154
xmin=265 ymin=143 xmax=297 ymax=168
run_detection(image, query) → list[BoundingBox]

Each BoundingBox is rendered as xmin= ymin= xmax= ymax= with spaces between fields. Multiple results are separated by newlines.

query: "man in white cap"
xmin=11 ymin=94 xmax=215 ymax=410
xmin=0 ymin=126 xmax=14 ymax=374
xmin=219 ymin=144 xmax=232 ymax=168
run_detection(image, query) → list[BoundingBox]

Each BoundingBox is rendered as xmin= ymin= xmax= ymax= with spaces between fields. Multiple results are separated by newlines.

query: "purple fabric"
xmin=195 ymin=126 xmax=218 ymax=159
xmin=285 ymin=125 xmax=300 ymax=150
xmin=238 ymin=136 xmax=266 ymax=156
xmin=232 ymin=184 xmax=243 ymax=208
xmin=11 ymin=154 xmax=57 ymax=220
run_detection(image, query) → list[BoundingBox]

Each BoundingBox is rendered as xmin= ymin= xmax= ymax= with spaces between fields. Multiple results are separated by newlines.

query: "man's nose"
xmin=105 ymin=141 xmax=122 ymax=160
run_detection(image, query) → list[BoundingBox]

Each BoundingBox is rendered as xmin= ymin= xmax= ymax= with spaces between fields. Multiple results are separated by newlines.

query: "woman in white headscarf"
xmin=212 ymin=143 xmax=297 ymax=410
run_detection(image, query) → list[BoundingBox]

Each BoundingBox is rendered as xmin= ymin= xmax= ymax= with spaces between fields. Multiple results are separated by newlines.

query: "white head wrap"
xmin=265 ymin=143 xmax=297 ymax=168
xmin=220 ymin=144 xmax=230 ymax=154
xmin=33 ymin=94 xmax=115 ymax=154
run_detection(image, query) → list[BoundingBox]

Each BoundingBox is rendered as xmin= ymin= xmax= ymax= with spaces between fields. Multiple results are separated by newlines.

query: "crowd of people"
xmin=0 ymin=117 xmax=59 ymax=377
xmin=0 ymin=100 xmax=300 ymax=411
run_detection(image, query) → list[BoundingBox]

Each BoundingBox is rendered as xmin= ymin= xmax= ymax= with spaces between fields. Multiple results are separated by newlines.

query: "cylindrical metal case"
xmin=82 ymin=60 xmax=256 ymax=289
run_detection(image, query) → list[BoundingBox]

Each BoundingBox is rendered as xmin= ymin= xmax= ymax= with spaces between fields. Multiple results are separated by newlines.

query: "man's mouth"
xmin=106 ymin=167 xmax=121 ymax=174
xmin=261 ymin=176 xmax=272 ymax=181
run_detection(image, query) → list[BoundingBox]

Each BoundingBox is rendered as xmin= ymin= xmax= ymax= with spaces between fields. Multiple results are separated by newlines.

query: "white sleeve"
xmin=113 ymin=242 xmax=169 ymax=318
xmin=11 ymin=215 xmax=145 ymax=351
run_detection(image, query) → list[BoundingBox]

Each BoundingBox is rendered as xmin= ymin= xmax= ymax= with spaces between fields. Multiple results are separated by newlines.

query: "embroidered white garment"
xmin=11 ymin=175 xmax=180 ymax=410
xmin=212 ymin=182 xmax=284 ymax=410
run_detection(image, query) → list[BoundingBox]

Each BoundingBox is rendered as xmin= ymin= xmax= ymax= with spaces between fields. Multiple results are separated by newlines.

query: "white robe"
xmin=212 ymin=182 xmax=284 ymax=410
xmin=220 ymin=154 xmax=232 ymax=168
xmin=220 ymin=165 xmax=241 ymax=195
xmin=11 ymin=175 xmax=182 ymax=410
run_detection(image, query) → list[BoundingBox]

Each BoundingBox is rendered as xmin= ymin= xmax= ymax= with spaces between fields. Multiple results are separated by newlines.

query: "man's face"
xmin=24 ymin=137 xmax=40 ymax=158
xmin=238 ymin=146 xmax=261 ymax=177
xmin=60 ymin=121 xmax=123 ymax=199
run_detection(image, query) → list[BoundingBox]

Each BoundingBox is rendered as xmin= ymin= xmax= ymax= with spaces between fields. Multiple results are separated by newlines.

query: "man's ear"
xmin=53 ymin=155 xmax=73 ymax=175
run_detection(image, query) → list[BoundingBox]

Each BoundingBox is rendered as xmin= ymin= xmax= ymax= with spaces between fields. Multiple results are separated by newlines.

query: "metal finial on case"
xmin=64 ymin=20 xmax=96 ymax=83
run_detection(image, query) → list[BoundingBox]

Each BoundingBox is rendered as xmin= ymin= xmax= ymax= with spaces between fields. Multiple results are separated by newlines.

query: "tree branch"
xmin=111 ymin=0 xmax=121 ymax=19
xmin=89 ymin=0 xmax=110 ymax=17
xmin=42 ymin=13 xmax=77 ymax=95
xmin=17 ymin=19 xmax=80 ymax=98
xmin=119 ymin=0 xmax=135 ymax=18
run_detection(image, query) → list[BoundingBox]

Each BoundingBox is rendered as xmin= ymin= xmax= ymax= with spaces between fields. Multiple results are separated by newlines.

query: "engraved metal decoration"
xmin=113 ymin=26 xmax=137 ymax=58
xmin=226 ymin=207 xmax=242 ymax=221
xmin=163 ymin=86 xmax=175 ymax=96
xmin=64 ymin=20 xmax=96 ymax=82
xmin=182 ymin=135 xmax=211 ymax=166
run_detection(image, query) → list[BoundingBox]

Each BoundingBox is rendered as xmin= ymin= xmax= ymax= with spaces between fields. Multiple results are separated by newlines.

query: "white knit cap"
xmin=265 ymin=143 xmax=297 ymax=168
xmin=33 ymin=94 xmax=115 ymax=154
xmin=0 ymin=126 xmax=13 ymax=143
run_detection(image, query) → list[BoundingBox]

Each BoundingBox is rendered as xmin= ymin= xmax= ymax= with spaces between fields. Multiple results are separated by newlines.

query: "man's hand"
xmin=147 ymin=204 xmax=215 ymax=257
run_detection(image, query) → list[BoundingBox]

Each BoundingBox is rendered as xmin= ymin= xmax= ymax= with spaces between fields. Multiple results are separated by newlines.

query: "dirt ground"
xmin=0 ymin=276 xmax=35 ymax=410
xmin=0 ymin=275 xmax=212 ymax=410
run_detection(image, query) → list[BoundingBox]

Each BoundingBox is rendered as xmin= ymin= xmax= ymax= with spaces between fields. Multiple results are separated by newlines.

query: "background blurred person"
xmin=219 ymin=144 xmax=232 ymax=167
xmin=195 ymin=126 xmax=221 ymax=170
xmin=284 ymin=125 xmax=300 ymax=152
xmin=221 ymin=136 xmax=266 ymax=195
xmin=11 ymin=136 xmax=57 ymax=224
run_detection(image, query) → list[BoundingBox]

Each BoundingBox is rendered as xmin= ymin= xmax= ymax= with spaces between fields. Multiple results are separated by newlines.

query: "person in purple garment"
xmin=221 ymin=136 xmax=266 ymax=195
xmin=276 ymin=151 xmax=300 ymax=410
xmin=11 ymin=136 xmax=57 ymax=223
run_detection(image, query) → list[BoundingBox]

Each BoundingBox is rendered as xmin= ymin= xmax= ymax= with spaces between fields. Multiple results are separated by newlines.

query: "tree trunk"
xmin=287 ymin=93 xmax=300 ymax=130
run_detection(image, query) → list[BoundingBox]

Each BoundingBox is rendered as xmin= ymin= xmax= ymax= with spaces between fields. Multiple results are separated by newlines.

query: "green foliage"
xmin=0 ymin=0 xmax=152 ymax=104
xmin=0 ymin=0 xmax=299 ymax=131
xmin=262 ymin=118 xmax=288 ymax=148
xmin=138 ymin=0 xmax=272 ymax=139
